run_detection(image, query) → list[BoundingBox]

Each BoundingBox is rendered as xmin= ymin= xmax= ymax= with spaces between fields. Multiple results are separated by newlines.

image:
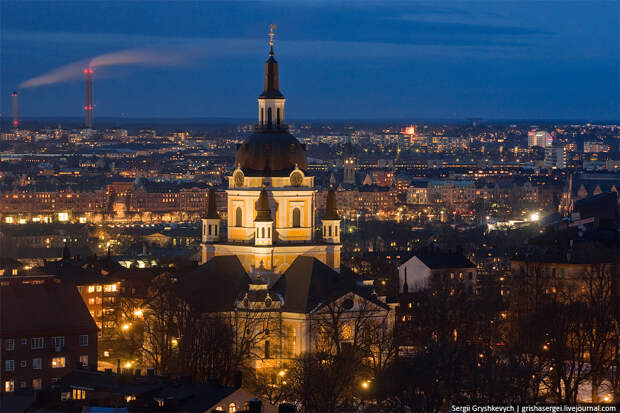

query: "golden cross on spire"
xmin=269 ymin=24 xmax=277 ymax=48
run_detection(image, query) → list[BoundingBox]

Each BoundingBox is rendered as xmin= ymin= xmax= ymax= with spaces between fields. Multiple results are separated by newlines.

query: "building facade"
xmin=0 ymin=277 xmax=98 ymax=393
xmin=191 ymin=34 xmax=391 ymax=373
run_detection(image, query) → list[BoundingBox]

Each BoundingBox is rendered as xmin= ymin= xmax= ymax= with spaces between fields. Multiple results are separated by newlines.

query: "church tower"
xmin=254 ymin=188 xmax=274 ymax=246
xmin=258 ymin=25 xmax=285 ymax=130
xmin=322 ymin=188 xmax=340 ymax=244
xmin=200 ymin=27 xmax=341 ymax=274
xmin=201 ymin=187 xmax=220 ymax=244
xmin=343 ymin=141 xmax=356 ymax=185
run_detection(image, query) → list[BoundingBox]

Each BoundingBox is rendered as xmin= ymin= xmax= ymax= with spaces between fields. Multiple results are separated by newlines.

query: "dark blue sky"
xmin=1 ymin=1 xmax=618 ymax=120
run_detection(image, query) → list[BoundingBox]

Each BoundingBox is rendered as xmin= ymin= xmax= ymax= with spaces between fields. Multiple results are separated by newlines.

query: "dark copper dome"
xmin=235 ymin=130 xmax=307 ymax=176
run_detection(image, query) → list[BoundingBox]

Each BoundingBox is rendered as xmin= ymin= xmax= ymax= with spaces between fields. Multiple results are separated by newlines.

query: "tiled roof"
xmin=0 ymin=278 xmax=98 ymax=336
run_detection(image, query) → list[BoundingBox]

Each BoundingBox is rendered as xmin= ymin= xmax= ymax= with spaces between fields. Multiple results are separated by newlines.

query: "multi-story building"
xmin=406 ymin=181 xmax=429 ymax=205
xmin=528 ymin=130 xmax=553 ymax=148
xmin=544 ymin=145 xmax=567 ymax=169
xmin=0 ymin=276 xmax=98 ymax=393
xmin=43 ymin=256 xmax=122 ymax=340
xmin=583 ymin=141 xmax=608 ymax=153
xmin=396 ymin=246 xmax=477 ymax=294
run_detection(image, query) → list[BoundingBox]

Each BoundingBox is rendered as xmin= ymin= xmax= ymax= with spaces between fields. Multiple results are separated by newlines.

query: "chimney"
xmin=84 ymin=68 xmax=93 ymax=129
xmin=11 ymin=91 xmax=18 ymax=128
xmin=248 ymin=399 xmax=262 ymax=413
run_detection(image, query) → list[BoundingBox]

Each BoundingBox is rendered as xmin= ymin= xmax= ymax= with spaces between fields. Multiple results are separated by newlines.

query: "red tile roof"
xmin=0 ymin=277 xmax=98 ymax=336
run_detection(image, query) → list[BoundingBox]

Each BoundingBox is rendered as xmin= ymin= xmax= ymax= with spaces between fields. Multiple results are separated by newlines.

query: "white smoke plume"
xmin=19 ymin=48 xmax=186 ymax=89
xmin=19 ymin=59 xmax=90 ymax=89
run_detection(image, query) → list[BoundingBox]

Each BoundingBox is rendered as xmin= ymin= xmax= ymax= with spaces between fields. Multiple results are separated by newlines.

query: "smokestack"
xmin=84 ymin=68 xmax=93 ymax=129
xmin=11 ymin=91 xmax=18 ymax=128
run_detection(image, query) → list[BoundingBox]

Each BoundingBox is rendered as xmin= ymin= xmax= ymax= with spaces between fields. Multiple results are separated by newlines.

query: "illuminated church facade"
xmin=199 ymin=32 xmax=341 ymax=275
xmin=190 ymin=30 xmax=390 ymax=372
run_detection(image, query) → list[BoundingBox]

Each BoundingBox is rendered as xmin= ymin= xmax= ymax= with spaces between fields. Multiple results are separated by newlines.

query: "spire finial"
xmin=269 ymin=24 xmax=277 ymax=55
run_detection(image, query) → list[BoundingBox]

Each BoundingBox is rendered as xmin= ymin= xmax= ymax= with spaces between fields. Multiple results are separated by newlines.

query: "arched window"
xmin=208 ymin=224 xmax=212 ymax=236
xmin=228 ymin=402 xmax=237 ymax=413
xmin=277 ymin=108 xmax=281 ymax=126
xmin=292 ymin=208 xmax=301 ymax=228
xmin=260 ymin=108 xmax=264 ymax=125
xmin=335 ymin=226 xmax=338 ymax=236
xmin=262 ymin=227 xmax=265 ymax=238
xmin=328 ymin=226 xmax=332 ymax=237
xmin=235 ymin=207 xmax=242 ymax=227
xmin=215 ymin=226 xmax=218 ymax=235
xmin=267 ymin=107 xmax=272 ymax=127
xmin=268 ymin=227 xmax=271 ymax=237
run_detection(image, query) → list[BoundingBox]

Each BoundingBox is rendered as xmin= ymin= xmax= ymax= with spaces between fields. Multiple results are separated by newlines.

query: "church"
xmin=185 ymin=30 xmax=392 ymax=371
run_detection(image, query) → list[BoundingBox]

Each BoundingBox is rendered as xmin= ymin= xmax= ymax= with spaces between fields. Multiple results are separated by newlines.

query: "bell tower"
xmin=343 ymin=142 xmax=356 ymax=185
xmin=254 ymin=188 xmax=274 ymax=247
xmin=202 ymin=187 xmax=220 ymax=243
xmin=322 ymin=188 xmax=341 ymax=244
xmin=258 ymin=25 xmax=285 ymax=130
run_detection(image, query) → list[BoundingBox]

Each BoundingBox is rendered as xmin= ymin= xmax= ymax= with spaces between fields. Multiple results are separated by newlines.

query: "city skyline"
xmin=1 ymin=1 xmax=619 ymax=121
xmin=0 ymin=12 xmax=618 ymax=409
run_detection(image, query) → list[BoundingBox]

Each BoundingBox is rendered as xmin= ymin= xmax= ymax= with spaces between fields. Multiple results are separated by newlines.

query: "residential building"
xmin=0 ymin=276 xmax=98 ymax=393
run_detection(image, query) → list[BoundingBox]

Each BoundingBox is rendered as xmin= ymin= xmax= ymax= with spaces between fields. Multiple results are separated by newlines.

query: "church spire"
xmin=260 ymin=25 xmax=284 ymax=100
xmin=323 ymin=188 xmax=340 ymax=220
xmin=206 ymin=186 xmax=220 ymax=219
xmin=255 ymin=187 xmax=273 ymax=222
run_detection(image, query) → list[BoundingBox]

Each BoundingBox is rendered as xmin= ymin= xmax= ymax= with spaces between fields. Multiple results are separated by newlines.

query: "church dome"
xmin=235 ymin=130 xmax=307 ymax=176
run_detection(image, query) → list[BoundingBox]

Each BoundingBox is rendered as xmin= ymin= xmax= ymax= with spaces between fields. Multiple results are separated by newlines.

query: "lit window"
xmin=79 ymin=335 xmax=88 ymax=346
xmin=80 ymin=355 xmax=88 ymax=367
xmin=88 ymin=285 xmax=95 ymax=293
xmin=4 ymin=380 xmax=14 ymax=393
xmin=5 ymin=360 xmax=15 ymax=371
xmin=32 ymin=358 xmax=42 ymax=370
xmin=6 ymin=339 xmax=15 ymax=351
xmin=52 ymin=357 xmax=65 ymax=368
xmin=229 ymin=402 xmax=237 ymax=413
xmin=31 ymin=337 xmax=43 ymax=349
xmin=72 ymin=388 xmax=86 ymax=400
xmin=32 ymin=378 xmax=42 ymax=390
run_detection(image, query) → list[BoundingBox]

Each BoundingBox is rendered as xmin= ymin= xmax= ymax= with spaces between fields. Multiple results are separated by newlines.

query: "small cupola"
xmin=322 ymin=188 xmax=341 ymax=244
xmin=254 ymin=187 xmax=274 ymax=246
xmin=202 ymin=187 xmax=221 ymax=243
